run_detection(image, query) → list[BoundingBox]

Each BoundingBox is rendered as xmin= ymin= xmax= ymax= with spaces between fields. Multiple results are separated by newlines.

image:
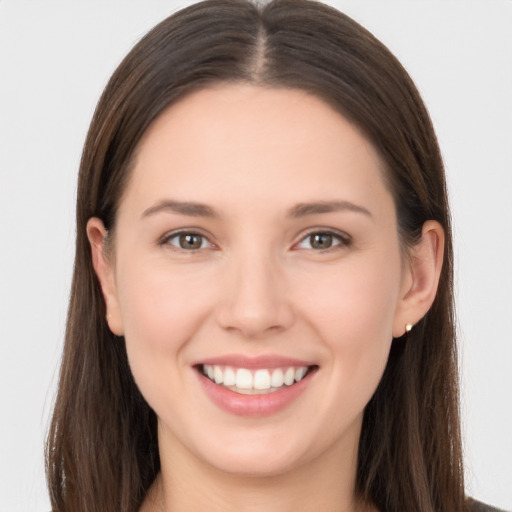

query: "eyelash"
xmin=295 ymin=229 xmax=351 ymax=251
xmin=160 ymin=229 xmax=351 ymax=253
xmin=161 ymin=231 xmax=214 ymax=251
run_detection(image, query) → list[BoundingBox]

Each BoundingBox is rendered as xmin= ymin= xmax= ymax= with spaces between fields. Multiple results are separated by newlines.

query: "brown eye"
xmin=179 ymin=234 xmax=203 ymax=249
xmin=309 ymin=233 xmax=333 ymax=250
xmin=296 ymin=231 xmax=349 ymax=251
xmin=165 ymin=232 xmax=209 ymax=250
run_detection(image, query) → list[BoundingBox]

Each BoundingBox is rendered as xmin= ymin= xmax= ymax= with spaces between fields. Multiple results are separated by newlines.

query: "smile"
xmin=194 ymin=357 xmax=318 ymax=417
xmin=200 ymin=364 xmax=312 ymax=395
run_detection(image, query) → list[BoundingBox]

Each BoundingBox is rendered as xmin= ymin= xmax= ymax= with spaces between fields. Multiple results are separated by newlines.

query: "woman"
xmin=44 ymin=1 xmax=504 ymax=511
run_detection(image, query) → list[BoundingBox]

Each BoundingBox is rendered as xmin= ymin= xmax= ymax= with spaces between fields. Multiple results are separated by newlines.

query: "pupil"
xmin=180 ymin=234 xmax=201 ymax=249
xmin=311 ymin=233 xmax=332 ymax=249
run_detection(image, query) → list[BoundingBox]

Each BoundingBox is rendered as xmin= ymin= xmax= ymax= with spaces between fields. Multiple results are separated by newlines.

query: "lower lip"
xmin=196 ymin=369 xmax=315 ymax=417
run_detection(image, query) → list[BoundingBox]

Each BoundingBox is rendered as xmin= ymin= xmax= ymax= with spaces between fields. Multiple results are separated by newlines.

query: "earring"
xmin=405 ymin=323 xmax=413 ymax=333
xmin=106 ymin=313 xmax=112 ymax=321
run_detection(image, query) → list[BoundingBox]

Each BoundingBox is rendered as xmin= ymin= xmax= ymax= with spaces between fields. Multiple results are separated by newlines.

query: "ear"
xmin=392 ymin=220 xmax=445 ymax=338
xmin=86 ymin=217 xmax=124 ymax=336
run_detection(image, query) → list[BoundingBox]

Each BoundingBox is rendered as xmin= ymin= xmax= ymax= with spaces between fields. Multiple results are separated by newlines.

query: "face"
xmin=96 ymin=84 xmax=413 ymax=477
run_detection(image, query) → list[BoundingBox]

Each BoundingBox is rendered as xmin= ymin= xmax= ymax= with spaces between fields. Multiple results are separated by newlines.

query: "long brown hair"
xmin=46 ymin=1 xmax=464 ymax=511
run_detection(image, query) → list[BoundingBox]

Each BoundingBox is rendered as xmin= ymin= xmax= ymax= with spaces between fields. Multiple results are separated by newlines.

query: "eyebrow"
xmin=286 ymin=200 xmax=372 ymax=218
xmin=141 ymin=200 xmax=217 ymax=219
xmin=141 ymin=198 xmax=372 ymax=220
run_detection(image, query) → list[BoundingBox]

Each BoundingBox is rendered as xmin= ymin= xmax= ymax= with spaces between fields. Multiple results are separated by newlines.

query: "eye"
xmin=164 ymin=231 xmax=212 ymax=251
xmin=296 ymin=231 xmax=350 ymax=251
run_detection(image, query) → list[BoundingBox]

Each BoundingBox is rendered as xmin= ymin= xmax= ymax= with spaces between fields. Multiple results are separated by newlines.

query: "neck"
xmin=141 ymin=423 xmax=374 ymax=512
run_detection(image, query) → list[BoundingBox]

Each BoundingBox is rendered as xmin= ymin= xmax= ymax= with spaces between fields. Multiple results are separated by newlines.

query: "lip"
xmin=192 ymin=353 xmax=315 ymax=369
xmin=195 ymin=360 xmax=318 ymax=417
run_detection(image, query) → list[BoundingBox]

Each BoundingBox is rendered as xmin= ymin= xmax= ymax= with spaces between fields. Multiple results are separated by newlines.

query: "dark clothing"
xmin=467 ymin=497 xmax=509 ymax=512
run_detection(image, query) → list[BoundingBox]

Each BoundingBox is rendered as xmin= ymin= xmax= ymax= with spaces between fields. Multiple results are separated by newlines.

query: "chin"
xmin=201 ymin=442 xmax=308 ymax=478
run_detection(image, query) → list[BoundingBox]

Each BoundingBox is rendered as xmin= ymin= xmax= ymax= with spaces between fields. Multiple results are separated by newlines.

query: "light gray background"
xmin=1 ymin=1 xmax=511 ymax=511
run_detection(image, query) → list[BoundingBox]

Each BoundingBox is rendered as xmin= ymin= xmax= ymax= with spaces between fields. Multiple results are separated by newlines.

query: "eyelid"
xmin=160 ymin=229 xmax=216 ymax=251
xmin=158 ymin=227 xmax=351 ymax=252
xmin=294 ymin=228 xmax=352 ymax=250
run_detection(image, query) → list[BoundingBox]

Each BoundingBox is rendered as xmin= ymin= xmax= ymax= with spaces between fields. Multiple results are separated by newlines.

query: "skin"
xmin=88 ymin=84 xmax=444 ymax=512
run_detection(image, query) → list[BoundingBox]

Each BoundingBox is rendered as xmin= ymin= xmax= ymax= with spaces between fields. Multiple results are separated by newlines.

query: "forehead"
xmin=121 ymin=84 xmax=392 ymax=219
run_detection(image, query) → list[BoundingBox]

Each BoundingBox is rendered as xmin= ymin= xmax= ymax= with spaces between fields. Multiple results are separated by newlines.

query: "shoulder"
xmin=467 ymin=497 xmax=510 ymax=512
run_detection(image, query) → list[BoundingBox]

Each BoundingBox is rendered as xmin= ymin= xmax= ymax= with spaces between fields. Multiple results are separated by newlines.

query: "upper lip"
xmin=192 ymin=354 xmax=316 ymax=369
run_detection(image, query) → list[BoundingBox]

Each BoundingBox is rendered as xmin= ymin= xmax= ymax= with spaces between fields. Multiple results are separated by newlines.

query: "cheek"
xmin=304 ymin=253 xmax=401 ymax=336
xmin=298 ymin=250 xmax=402 ymax=395
xmin=118 ymin=260 xmax=214 ymax=341
xmin=115 ymin=262 xmax=216 ymax=396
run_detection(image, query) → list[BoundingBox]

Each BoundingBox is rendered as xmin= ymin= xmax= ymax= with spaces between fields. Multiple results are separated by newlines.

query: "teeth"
xmin=202 ymin=364 xmax=311 ymax=393
xmin=214 ymin=366 xmax=223 ymax=384
xmin=223 ymin=367 xmax=236 ymax=386
xmin=271 ymin=368 xmax=284 ymax=387
xmin=284 ymin=367 xmax=295 ymax=386
xmin=235 ymin=368 xmax=253 ymax=389
xmin=295 ymin=367 xmax=307 ymax=381
xmin=253 ymin=369 xmax=271 ymax=390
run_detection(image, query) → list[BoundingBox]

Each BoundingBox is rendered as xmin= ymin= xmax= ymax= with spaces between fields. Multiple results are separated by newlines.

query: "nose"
xmin=216 ymin=250 xmax=295 ymax=339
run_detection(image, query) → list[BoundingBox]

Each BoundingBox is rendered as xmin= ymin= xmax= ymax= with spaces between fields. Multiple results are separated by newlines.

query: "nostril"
xmin=216 ymin=299 xmax=295 ymax=338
